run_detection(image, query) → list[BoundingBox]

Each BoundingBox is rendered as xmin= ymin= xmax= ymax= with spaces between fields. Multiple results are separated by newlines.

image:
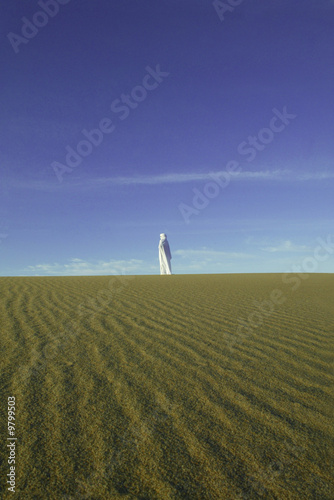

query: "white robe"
xmin=159 ymin=234 xmax=172 ymax=275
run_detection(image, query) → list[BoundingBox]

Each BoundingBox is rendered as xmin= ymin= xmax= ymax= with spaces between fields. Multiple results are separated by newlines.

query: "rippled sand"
xmin=0 ymin=274 xmax=333 ymax=499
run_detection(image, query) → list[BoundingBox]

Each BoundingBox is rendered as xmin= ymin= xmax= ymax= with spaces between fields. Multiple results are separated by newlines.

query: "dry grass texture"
xmin=0 ymin=274 xmax=333 ymax=499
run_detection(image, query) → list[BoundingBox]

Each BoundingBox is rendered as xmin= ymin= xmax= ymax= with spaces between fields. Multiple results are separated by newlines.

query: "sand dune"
xmin=0 ymin=274 xmax=333 ymax=499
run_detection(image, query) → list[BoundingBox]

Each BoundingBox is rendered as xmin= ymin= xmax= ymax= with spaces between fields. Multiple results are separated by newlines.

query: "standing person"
xmin=159 ymin=233 xmax=172 ymax=275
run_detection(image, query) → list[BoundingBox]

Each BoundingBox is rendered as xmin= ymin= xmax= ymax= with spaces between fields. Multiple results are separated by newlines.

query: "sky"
xmin=1 ymin=0 xmax=333 ymax=276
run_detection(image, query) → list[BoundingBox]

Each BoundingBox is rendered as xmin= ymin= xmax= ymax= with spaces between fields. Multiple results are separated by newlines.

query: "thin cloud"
xmin=87 ymin=169 xmax=288 ymax=186
xmin=261 ymin=240 xmax=310 ymax=253
xmin=175 ymin=248 xmax=255 ymax=259
xmin=8 ymin=169 xmax=334 ymax=191
xmin=25 ymin=258 xmax=144 ymax=276
xmin=85 ymin=169 xmax=334 ymax=186
xmin=171 ymin=247 xmax=256 ymax=273
xmin=297 ymin=172 xmax=334 ymax=180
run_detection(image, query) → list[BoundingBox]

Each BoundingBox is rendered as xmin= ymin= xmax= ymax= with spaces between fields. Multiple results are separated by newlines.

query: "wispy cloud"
xmin=24 ymin=250 xmax=254 ymax=276
xmin=91 ymin=169 xmax=288 ymax=186
xmin=78 ymin=169 xmax=334 ymax=187
xmin=75 ymin=168 xmax=316 ymax=187
xmin=260 ymin=240 xmax=310 ymax=253
xmin=296 ymin=172 xmax=334 ymax=181
xmin=174 ymin=248 xmax=254 ymax=259
xmin=25 ymin=258 xmax=145 ymax=276
xmin=9 ymin=169 xmax=334 ymax=191
xmin=171 ymin=247 xmax=257 ymax=273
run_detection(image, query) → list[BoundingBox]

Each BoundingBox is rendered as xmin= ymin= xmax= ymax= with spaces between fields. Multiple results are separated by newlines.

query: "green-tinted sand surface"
xmin=0 ymin=274 xmax=333 ymax=499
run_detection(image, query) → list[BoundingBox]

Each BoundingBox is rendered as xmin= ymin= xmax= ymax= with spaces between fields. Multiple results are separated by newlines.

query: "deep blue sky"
xmin=1 ymin=0 xmax=333 ymax=276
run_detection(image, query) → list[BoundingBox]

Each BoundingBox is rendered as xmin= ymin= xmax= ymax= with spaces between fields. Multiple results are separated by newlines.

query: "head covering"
xmin=160 ymin=233 xmax=167 ymax=239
